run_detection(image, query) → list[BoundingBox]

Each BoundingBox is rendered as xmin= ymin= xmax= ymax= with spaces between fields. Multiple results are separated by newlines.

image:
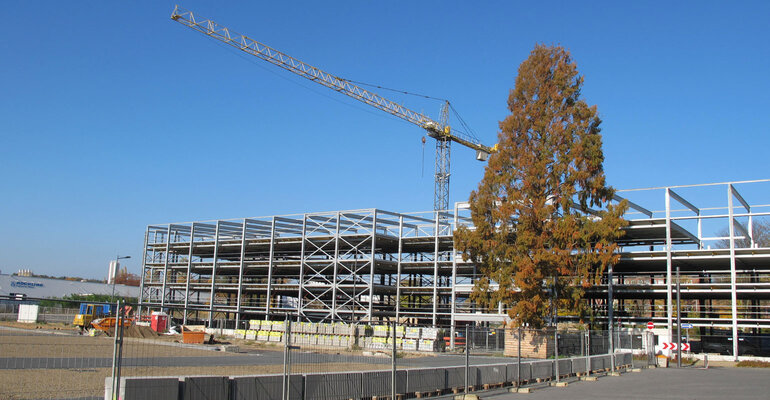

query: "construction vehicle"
xmin=170 ymin=6 xmax=498 ymax=211
xmin=90 ymin=315 xmax=133 ymax=333
xmin=72 ymin=303 xmax=113 ymax=330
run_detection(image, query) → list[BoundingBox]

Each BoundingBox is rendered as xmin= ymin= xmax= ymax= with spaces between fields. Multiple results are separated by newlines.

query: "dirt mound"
xmin=101 ymin=325 xmax=160 ymax=338
xmin=124 ymin=325 xmax=160 ymax=338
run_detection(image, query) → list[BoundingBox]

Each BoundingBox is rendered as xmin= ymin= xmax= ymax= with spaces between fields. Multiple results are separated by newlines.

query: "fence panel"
xmin=0 ymin=324 xmax=115 ymax=399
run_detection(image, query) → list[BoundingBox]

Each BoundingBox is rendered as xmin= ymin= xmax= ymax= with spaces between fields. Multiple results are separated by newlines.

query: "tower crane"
xmin=171 ymin=6 xmax=497 ymax=211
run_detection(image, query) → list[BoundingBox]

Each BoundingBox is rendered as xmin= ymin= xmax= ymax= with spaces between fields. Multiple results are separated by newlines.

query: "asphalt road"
xmin=0 ymin=350 xmax=516 ymax=370
xmin=473 ymin=367 xmax=770 ymax=400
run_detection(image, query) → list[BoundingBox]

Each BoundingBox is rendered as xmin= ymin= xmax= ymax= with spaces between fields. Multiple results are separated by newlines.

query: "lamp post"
xmin=111 ymin=255 xmax=131 ymax=300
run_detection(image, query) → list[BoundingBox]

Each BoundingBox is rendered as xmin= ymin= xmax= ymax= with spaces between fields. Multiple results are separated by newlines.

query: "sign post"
xmin=681 ymin=323 xmax=692 ymax=353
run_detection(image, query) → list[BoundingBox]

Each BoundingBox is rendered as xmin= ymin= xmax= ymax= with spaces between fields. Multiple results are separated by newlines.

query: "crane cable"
xmin=346 ymin=79 xmax=483 ymax=143
xmin=190 ymin=25 xmax=485 ymax=147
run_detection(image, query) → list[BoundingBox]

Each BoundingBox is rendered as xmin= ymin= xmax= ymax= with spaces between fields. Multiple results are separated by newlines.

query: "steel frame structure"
xmin=139 ymin=180 xmax=770 ymax=357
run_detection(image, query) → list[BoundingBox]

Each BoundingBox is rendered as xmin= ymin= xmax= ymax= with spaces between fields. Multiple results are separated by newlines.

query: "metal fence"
xmin=0 ymin=299 xmax=114 ymax=400
xmin=106 ymin=304 xmax=647 ymax=400
xmin=0 ymin=298 xmax=654 ymax=400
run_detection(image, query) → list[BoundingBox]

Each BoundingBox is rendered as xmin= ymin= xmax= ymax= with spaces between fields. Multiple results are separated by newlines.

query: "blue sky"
xmin=1 ymin=1 xmax=769 ymax=279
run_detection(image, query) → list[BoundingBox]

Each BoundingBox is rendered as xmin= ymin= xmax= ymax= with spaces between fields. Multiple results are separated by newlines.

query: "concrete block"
xmin=571 ymin=357 xmax=587 ymax=374
xmin=105 ymin=376 xmax=179 ymax=400
xmin=583 ymin=376 xmax=598 ymax=382
xmin=183 ymin=376 xmax=229 ymax=400
xmin=590 ymin=355 xmax=610 ymax=371
xmin=506 ymin=362 xmax=531 ymax=383
xmin=361 ymin=370 xmax=406 ymax=398
xmin=530 ymin=361 xmax=553 ymax=380
xmin=509 ymin=387 xmax=532 ymax=393
xmin=477 ymin=364 xmax=506 ymax=386
xmin=556 ymin=359 xmax=571 ymax=377
xmin=231 ymin=374 xmax=303 ymax=400
xmin=446 ymin=366 xmax=476 ymax=389
xmin=304 ymin=372 xmax=362 ymax=400
xmin=407 ymin=367 xmax=445 ymax=393
xmin=553 ymin=381 xmax=568 ymax=387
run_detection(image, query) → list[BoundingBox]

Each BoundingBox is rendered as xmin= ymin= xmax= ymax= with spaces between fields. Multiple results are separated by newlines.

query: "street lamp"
xmin=111 ymin=255 xmax=131 ymax=300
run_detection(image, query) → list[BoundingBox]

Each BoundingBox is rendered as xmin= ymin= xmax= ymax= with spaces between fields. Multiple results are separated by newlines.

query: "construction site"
xmin=131 ymin=8 xmax=770 ymax=359
xmin=4 ymin=4 xmax=770 ymax=400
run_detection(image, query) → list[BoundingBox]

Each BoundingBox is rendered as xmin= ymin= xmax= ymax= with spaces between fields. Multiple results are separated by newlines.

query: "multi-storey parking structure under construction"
xmin=139 ymin=179 xmax=770 ymax=356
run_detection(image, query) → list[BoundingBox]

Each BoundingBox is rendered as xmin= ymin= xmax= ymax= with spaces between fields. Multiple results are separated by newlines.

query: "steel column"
xmin=183 ymin=223 xmax=196 ymax=325
xmin=664 ymin=188 xmax=674 ymax=349
xmin=296 ymin=214 xmax=307 ymax=320
xmin=208 ymin=221 xmax=221 ymax=327
xmin=161 ymin=225 xmax=172 ymax=308
xmin=368 ymin=212 xmax=378 ymax=320
xmin=137 ymin=227 xmax=149 ymax=318
xmin=395 ymin=215 xmax=403 ymax=322
xmin=235 ymin=219 xmax=248 ymax=329
xmin=450 ymin=205 xmax=459 ymax=347
xmin=728 ymin=185 xmax=739 ymax=359
xmin=266 ymin=217 xmax=276 ymax=316
xmin=332 ymin=212 xmax=341 ymax=320
xmin=432 ymin=211 xmax=440 ymax=326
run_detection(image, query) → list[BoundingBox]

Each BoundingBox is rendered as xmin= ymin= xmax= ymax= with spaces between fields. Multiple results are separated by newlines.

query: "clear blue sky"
xmin=1 ymin=1 xmax=769 ymax=279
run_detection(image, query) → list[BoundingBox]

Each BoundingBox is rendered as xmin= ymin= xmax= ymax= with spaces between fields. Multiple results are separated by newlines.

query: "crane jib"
xmin=171 ymin=6 xmax=495 ymax=210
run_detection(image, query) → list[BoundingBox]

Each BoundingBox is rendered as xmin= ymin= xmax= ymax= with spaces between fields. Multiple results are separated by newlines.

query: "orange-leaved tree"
xmin=454 ymin=44 xmax=627 ymax=328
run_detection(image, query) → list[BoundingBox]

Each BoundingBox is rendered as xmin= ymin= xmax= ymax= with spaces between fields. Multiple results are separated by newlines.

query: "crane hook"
xmin=421 ymin=137 xmax=426 ymax=178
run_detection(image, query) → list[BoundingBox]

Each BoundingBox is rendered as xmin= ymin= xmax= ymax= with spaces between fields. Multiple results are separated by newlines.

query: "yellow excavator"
xmin=73 ymin=303 xmax=132 ymax=333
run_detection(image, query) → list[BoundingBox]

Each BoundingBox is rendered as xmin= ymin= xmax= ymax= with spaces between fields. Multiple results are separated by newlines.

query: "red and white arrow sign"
xmin=662 ymin=342 xmax=690 ymax=351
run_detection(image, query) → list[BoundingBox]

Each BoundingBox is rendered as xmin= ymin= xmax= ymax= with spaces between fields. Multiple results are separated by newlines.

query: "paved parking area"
xmin=482 ymin=367 xmax=769 ymax=400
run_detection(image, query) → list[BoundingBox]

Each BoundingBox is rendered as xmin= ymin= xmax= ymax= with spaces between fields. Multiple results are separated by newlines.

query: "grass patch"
xmin=736 ymin=360 xmax=770 ymax=368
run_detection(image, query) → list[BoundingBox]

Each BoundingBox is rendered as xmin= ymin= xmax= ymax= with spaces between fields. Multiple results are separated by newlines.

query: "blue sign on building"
xmin=10 ymin=281 xmax=44 ymax=289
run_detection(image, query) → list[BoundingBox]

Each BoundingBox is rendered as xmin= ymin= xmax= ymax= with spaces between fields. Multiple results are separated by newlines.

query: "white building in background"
xmin=0 ymin=274 xmax=138 ymax=299
xmin=107 ymin=260 xmax=120 ymax=284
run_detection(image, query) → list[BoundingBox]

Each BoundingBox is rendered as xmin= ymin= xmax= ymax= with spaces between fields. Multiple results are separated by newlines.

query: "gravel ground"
xmin=0 ymin=328 xmax=393 ymax=399
xmin=0 ymin=330 xmax=231 ymax=358
xmin=0 ymin=321 xmax=79 ymax=333
xmin=0 ymin=325 xmax=514 ymax=399
xmin=0 ymin=362 xmax=389 ymax=400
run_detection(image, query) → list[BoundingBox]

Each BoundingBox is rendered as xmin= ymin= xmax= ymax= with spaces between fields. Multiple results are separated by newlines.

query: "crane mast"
xmin=171 ymin=6 xmax=495 ymax=210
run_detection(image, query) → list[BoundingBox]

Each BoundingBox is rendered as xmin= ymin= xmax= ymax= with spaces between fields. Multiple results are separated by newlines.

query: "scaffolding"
xmin=139 ymin=209 xmax=464 ymax=328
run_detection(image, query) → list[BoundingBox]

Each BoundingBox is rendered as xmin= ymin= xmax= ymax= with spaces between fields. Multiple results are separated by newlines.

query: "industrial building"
xmin=0 ymin=274 xmax=138 ymax=299
xmin=138 ymin=179 xmax=770 ymax=353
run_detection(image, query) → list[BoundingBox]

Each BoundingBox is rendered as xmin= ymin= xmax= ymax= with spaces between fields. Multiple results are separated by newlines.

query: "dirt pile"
xmin=102 ymin=325 xmax=159 ymax=338
xmin=124 ymin=325 xmax=160 ymax=338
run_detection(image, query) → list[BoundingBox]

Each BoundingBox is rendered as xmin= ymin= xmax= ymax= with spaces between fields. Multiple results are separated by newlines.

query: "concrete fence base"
xmin=108 ymin=352 xmax=634 ymax=400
